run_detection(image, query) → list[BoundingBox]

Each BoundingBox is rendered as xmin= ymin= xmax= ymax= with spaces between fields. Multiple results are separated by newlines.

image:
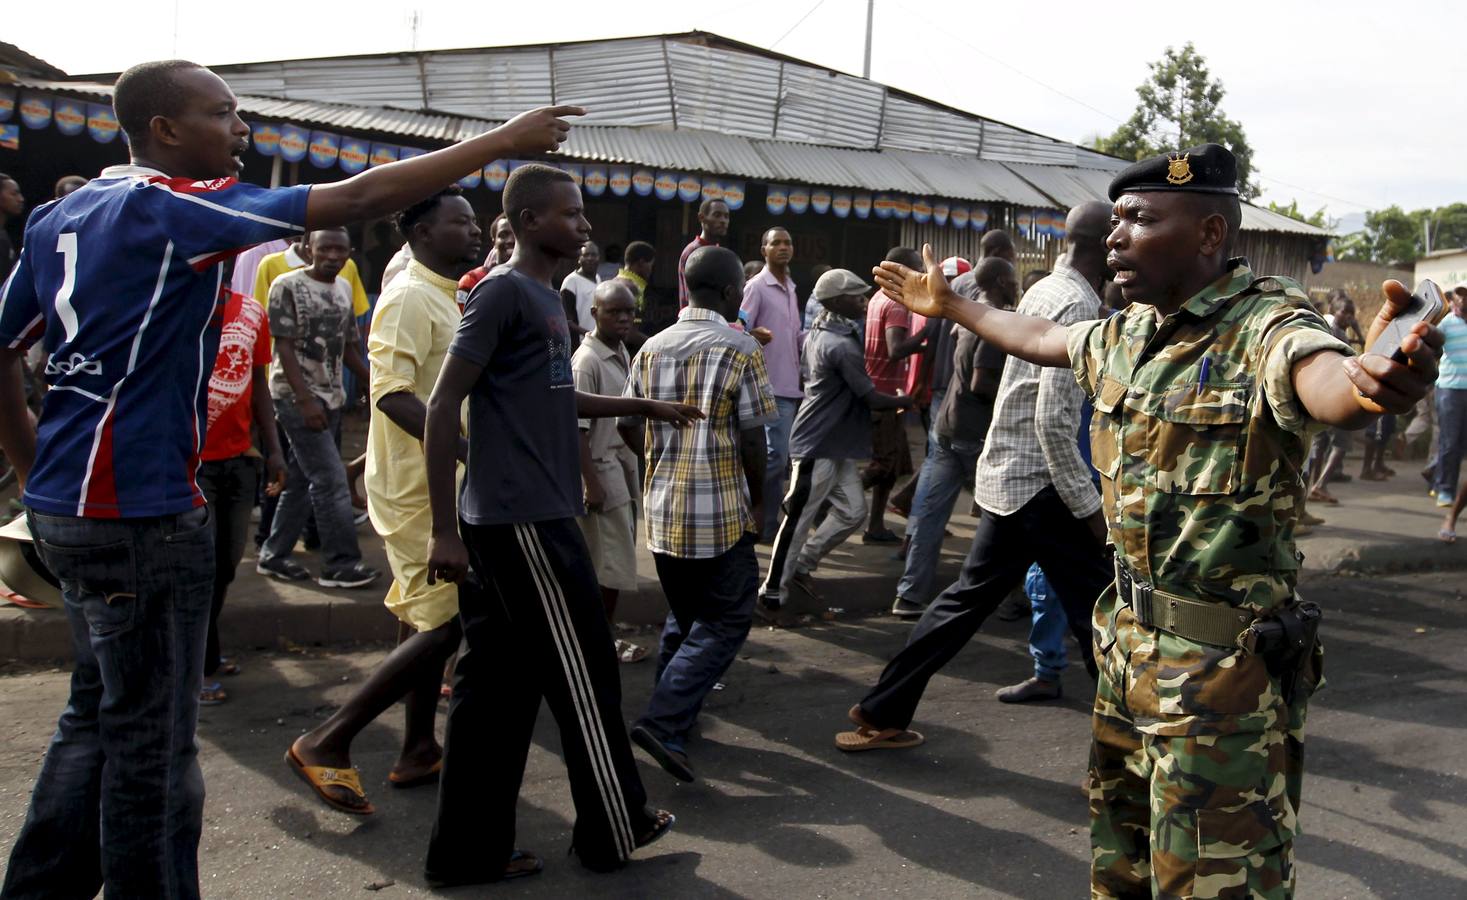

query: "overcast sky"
xmin=13 ymin=0 xmax=1465 ymax=219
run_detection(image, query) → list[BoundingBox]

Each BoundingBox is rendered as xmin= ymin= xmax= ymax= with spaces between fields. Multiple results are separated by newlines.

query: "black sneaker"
xmin=318 ymin=563 xmax=381 ymax=589
xmin=890 ymin=597 xmax=925 ymax=619
xmin=256 ymin=557 xmax=311 ymax=581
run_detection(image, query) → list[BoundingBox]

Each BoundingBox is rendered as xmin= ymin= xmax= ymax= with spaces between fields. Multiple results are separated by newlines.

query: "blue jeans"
xmin=4 ymin=506 xmax=213 ymax=900
xmin=261 ymin=400 xmax=361 ymax=569
xmin=896 ymin=435 xmax=981 ymax=604
xmin=641 ymin=535 xmax=758 ymax=752
xmin=1025 ymin=563 xmax=1070 ymax=681
xmin=1434 ymin=388 xmax=1467 ymax=498
xmin=904 ymin=389 xmax=947 ymax=538
xmin=762 ymin=397 xmax=801 ymax=538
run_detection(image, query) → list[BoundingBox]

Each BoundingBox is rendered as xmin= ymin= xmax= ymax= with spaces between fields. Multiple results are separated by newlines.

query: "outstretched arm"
xmin=874 ymin=244 xmax=1070 ymax=368
xmin=306 ymin=106 xmax=584 ymax=229
xmin=576 ymin=391 xmax=704 ymax=426
xmin=1294 ymin=280 xmax=1443 ymax=427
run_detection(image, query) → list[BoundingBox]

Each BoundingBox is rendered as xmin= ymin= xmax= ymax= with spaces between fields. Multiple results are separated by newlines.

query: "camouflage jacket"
xmin=1068 ymin=259 xmax=1348 ymax=730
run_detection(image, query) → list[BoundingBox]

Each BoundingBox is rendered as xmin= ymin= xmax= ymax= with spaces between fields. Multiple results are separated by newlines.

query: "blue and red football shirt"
xmin=0 ymin=165 xmax=310 ymax=518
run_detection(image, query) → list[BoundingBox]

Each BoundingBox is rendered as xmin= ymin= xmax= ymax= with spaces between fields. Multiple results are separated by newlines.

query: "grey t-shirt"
xmin=789 ymin=312 xmax=874 ymax=460
xmin=936 ymin=326 xmax=1005 ymax=446
xmin=450 ymin=267 xmax=582 ymax=526
xmin=267 ymin=269 xmax=357 ymax=409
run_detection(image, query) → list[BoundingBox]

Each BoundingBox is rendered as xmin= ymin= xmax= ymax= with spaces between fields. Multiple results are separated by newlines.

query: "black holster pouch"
xmin=1241 ymin=600 xmax=1322 ymax=705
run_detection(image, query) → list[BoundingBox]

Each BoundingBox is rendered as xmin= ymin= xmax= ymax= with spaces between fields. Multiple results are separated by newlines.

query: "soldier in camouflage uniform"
xmin=872 ymin=144 xmax=1444 ymax=899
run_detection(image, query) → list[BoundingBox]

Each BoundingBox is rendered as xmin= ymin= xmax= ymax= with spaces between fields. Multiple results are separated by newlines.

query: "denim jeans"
xmin=904 ymin=389 xmax=947 ymax=538
xmin=1434 ymin=388 xmax=1467 ymax=498
xmin=1024 ymin=563 xmax=1070 ymax=681
xmin=896 ymin=436 xmax=982 ymax=604
xmin=197 ymin=456 xmax=259 ymax=678
xmin=762 ymin=397 xmax=801 ymax=537
xmin=260 ymin=400 xmax=360 ymax=569
xmin=3 ymin=506 xmax=213 ymax=900
xmin=641 ymin=535 xmax=758 ymax=752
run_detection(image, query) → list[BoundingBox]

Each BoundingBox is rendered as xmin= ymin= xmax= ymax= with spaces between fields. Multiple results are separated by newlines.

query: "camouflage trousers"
xmin=1087 ymin=649 xmax=1311 ymax=899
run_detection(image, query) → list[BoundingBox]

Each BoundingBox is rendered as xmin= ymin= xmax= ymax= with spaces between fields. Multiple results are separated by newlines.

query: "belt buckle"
xmin=1116 ymin=562 xmax=1154 ymax=625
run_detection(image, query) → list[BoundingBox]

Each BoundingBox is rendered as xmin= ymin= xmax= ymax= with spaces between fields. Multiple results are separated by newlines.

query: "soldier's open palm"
xmin=873 ymin=244 xmax=950 ymax=319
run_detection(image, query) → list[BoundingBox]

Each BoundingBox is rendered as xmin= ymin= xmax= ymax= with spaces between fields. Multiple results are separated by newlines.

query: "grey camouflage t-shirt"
xmin=267 ymin=268 xmax=358 ymax=409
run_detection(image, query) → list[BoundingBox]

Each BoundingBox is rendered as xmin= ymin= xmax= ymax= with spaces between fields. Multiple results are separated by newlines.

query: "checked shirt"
xmin=624 ymin=306 xmax=778 ymax=559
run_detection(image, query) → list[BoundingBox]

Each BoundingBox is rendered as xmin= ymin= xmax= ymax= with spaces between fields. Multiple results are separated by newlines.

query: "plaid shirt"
xmin=974 ymin=259 xmax=1103 ymax=519
xmin=625 ymin=306 xmax=778 ymax=558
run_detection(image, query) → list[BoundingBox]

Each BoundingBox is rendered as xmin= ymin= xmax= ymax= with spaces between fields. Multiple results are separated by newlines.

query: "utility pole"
xmin=862 ymin=0 xmax=874 ymax=78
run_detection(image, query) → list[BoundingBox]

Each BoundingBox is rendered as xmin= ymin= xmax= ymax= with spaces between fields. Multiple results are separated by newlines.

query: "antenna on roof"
xmin=410 ymin=10 xmax=421 ymax=51
xmin=862 ymin=0 xmax=874 ymax=78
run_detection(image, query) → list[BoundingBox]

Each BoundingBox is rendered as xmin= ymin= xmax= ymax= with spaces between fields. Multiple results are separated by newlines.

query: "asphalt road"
xmin=0 ymin=571 xmax=1463 ymax=898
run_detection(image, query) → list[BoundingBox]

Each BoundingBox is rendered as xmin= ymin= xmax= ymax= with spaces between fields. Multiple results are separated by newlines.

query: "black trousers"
xmin=196 ymin=455 xmax=259 ymax=678
xmin=426 ymin=517 xmax=655 ymax=880
xmin=860 ymin=485 xmax=1111 ymax=730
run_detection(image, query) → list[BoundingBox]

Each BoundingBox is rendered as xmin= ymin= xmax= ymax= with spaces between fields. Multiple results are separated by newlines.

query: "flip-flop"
xmin=834 ymin=725 xmax=926 ymax=752
xmin=1439 ymin=528 xmax=1457 ymax=545
xmin=217 ymin=659 xmax=241 ymax=676
xmin=615 ymin=639 xmax=650 ymax=664
xmin=426 ymin=850 xmax=543 ymax=887
xmin=636 ymin=809 xmax=677 ymax=849
xmin=285 ymin=745 xmax=375 ymax=815
xmin=387 ymin=758 xmax=442 ymax=789
xmin=199 ymin=682 xmax=227 ymax=706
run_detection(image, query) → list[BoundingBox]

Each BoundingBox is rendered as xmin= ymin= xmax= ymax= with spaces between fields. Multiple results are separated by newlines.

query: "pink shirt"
xmin=864 ymin=290 xmax=912 ymax=395
xmin=740 ymin=266 xmax=803 ymax=399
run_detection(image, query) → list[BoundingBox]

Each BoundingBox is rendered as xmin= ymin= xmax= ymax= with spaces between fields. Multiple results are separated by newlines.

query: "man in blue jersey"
xmin=0 ymin=58 xmax=580 ymax=899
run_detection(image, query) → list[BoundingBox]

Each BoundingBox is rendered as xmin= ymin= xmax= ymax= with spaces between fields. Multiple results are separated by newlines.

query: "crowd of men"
xmin=0 ymin=57 xmax=1453 ymax=900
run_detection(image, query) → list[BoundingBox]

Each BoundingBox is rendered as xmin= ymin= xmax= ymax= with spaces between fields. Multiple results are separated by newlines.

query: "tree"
xmin=1095 ymin=44 xmax=1260 ymax=200
xmin=1338 ymin=203 xmax=1467 ymax=265
xmin=1266 ymin=199 xmax=1331 ymax=230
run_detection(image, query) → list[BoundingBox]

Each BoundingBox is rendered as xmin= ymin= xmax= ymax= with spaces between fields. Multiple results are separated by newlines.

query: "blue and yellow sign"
xmin=788 ymin=186 xmax=810 ymax=215
xmin=54 ymin=100 xmax=85 ymax=136
xmin=950 ymin=205 xmax=970 ymax=229
xmin=85 ymin=104 xmax=119 ymax=143
xmin=811 ymin=189 xmax=831 ymax=215
xmin=308 ymin=131 xmax=340 ymax=169
xmin=678 ymin=174 xmax=701 ymax=203
xmin=337 ymin=138 xmax=368 ymax=174
xmin=632 ymin=169 xmax=654 ymax=197
xmin=369 ymin=143 xmax=400 ymax=167
xmin=831 ymin=193 xmax=852 ymax=218
xmin=251 ymin=122 xmax=281 ymax=156
xmin=277 ymin=125 xmax=309 ymax=163
xmin=583 ymin=166 xmax=608 ymax=196
xmin=766 ymin=184 xmax=788 ymax=215
xmin=19 ymin=92 xmax=51 ymax=130
xmin=654 ymin=172 xmax=678 ymax=201
xmin=483 ymin=160 xmax=509 ymax=191
xmin=722 ymin=181 xmax=745 ymax=210
xmin=609 ymin=167 xmax=632 ymax=197
xmin=0 ymin=87 xmax=14 ymax=122
xmin=853 ymin=194 xmax=872 ymax=219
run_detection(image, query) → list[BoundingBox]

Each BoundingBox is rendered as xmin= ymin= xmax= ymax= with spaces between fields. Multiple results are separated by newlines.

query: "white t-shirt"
xmin=562 ymin=270 xmax=598 ymax=332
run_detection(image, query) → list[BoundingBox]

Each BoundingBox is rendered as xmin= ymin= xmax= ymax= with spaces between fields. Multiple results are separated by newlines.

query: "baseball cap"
xmin=813 ymin=268 xmax=872 ymax=302
xmin=942 ymin=256 xmax=972 ymax=279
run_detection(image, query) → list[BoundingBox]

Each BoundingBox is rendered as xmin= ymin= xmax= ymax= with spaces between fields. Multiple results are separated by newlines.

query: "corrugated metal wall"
xmin=878 ymin=96 xmax=984 ymax=156
xmin=774 ymin=65 xmax=885 ymax=148
xmin=553 ymin=39 xmax=673 ymax=125
xmin=667 ymin=41 xmax=779 ymax=138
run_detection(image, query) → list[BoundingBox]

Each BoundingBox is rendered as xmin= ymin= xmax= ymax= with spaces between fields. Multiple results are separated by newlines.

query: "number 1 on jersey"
xmin=55 ymin=232 xmax=79 ymax=343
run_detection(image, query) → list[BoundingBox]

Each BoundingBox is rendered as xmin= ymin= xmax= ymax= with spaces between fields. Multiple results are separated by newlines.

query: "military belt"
xmin=1113 ymin=560 xmax=1256 ymax=650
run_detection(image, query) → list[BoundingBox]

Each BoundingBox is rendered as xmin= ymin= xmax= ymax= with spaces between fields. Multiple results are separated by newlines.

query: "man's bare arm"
xmin=874 ymin=244 xmax=1070 ymax=367
xmin=306 ymin=106 xmax=584 ymax=229
xmin=1294 ymin=281 xmax=1444 ymax=427
xmin=0 ymin=349 xmax=36 ymax=486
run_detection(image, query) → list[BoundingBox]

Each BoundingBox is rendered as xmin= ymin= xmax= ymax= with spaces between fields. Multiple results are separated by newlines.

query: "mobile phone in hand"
xmin=1369 ymin=280 xmax=1447 ymax=363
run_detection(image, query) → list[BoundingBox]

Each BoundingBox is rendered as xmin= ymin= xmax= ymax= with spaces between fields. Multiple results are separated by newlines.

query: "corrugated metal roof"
xmin=885 ymin=150 xmax=1051 ymax=206
xmin=773 ymin=64 xmax=885 ymax=149
xmin=1240 ymin=204 xmax=1330 ymax=237
xmin=879 ymin=95 xmax=984 ymax=156
xmin=750 ymin=140 xmax=930 ymax=194
xmin=552 ymin=38 xmax=673 ymax=125
xmin=1003 ymin=161 xmax=1112 ymax=208
xmin=10 ymin=74 xmax=1325 ymax=235
xmin=667 ymin=41 xmax=778 ymax=138
xmin=979 ymin=120 xmax=1077 ymax=166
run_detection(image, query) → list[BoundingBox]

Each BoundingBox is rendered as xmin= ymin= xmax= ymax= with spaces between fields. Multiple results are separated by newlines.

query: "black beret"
xmin=1107 ymin=143 xmax=1239 ymax=201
